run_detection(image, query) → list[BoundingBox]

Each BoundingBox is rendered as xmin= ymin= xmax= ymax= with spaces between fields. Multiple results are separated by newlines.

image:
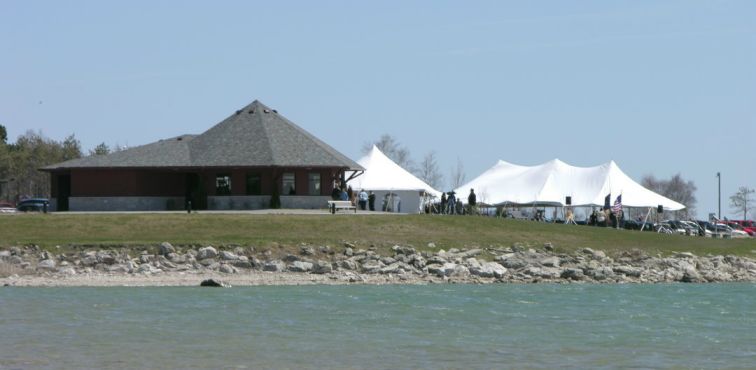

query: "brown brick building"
xmin=42 ymin=100 xmax=363 ymax=211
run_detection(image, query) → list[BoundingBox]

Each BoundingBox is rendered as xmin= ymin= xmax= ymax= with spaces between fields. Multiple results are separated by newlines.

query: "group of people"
xmin=589 ymin=208 xmax=625 ymax=228
xmin=331 ymin=183 xmax=376 ymax=211
xmin=435 ymin=188 xmax=478 ymax=215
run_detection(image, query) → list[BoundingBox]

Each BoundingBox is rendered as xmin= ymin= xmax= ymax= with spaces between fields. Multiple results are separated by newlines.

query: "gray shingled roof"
xmin=42 ymin=100 xmax=363 ymax=171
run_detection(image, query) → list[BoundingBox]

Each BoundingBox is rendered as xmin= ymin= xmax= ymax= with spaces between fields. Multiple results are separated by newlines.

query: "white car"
xmin=714 ymin=223 xmax=750 ymax=239
xmin=681 ymin=220 xmax=710 ymax=237
xmin=0 ymin=202 xmax=17 ymax=213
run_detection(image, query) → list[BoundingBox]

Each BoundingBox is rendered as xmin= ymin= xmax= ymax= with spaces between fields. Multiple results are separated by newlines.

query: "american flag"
xmin=612 ymin=194 xmax=622 ymax=213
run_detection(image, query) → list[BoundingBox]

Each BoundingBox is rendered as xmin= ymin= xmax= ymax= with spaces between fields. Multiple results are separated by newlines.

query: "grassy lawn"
xmin=1 ymin=213 xmax=755 ymax=257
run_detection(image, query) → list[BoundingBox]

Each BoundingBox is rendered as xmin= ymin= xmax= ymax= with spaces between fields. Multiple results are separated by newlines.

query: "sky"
xmin=1 ymin=1 xmax=754 ymax=218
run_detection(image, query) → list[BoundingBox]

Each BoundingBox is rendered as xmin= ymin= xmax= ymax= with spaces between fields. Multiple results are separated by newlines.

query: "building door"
xmin=185 ymin=173 xmax=207 ymax=210
xmin=57 ymin=174 xmax=71 ymax=211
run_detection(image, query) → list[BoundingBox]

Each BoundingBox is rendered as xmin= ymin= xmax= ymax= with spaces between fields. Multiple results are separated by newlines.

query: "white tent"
xmin=455 ymin=159 xmax=685 ymax=210
xmin=347 ymin=146 xmax=442 ymax=213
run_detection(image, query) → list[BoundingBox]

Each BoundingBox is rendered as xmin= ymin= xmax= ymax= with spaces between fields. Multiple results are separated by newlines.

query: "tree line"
xmin=0 ymin=124 xmax=119 ymax=203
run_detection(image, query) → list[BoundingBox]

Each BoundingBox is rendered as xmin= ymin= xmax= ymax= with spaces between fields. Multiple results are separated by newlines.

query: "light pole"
xmin=717 ymin=172 xmax=721 ymax=220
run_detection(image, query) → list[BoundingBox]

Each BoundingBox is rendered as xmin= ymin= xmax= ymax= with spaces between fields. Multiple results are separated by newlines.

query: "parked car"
xmin=723 ymin=223 xmax=751 ymax=239
xmin=16 ymin=198 xmax=50 ymax=212
xmin=681 ymin=220 xmax=710 ymax=237
xmin=0 ymin=201 xmax=17 ymax=213
xmin=728 ymin=220 xmax=756 ymax=236
xmin=697 ymin=221 xmax=731 ymax=238
xmin=623 ymin=219 xmax=654 ymax=231
xmin=664 ymin=220 xmax=690 ymax=235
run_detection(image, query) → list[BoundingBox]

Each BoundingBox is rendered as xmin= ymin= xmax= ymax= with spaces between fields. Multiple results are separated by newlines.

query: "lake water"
xmin=1 ymin=284 xmax=755 ymax=369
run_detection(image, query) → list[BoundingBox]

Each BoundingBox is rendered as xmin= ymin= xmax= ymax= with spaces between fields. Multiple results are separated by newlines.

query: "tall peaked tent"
xmin=455 ymin=159 xmax=685 ymax=210
xmin=347 ymin=146 xmax=442 ymax=213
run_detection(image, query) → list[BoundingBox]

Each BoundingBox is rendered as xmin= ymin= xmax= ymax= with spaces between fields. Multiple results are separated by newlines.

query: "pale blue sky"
xmin=2 ymin=1 xmax=754 ymax=218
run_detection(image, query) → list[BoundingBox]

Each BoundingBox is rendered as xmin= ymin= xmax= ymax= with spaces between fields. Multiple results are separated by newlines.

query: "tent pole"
xmin=640 ymin=207 xmax=652 ymax=232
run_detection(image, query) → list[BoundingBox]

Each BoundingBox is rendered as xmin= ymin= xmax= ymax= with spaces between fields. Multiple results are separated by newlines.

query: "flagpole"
xmin=640 ymin=207 xmax=651 ymax=232
xmin=616 ymin=192 xmax=622 ymax=230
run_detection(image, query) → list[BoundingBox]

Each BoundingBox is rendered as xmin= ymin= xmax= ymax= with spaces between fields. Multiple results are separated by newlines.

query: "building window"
xmin=246 ymin=173 xmax=261 ymax=195
xmin=215 ymin=174 xmax=231 ymax=195
xmin=308 ymin=173 xmax=321 ymax=195
xmin=282 ymin=172 xmax=295 ymax=195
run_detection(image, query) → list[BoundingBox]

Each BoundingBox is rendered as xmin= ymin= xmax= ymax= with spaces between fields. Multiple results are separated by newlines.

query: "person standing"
xmin=440 ymin=192 xmax=447 ymax=214
xmin=358 ymin=189 xmax=368 ymax=210
xmin=447 ymin=191 xmax=456 ymax=215
xmin=331 ymin=185 xmax=341 ymax=200
xmin=368 ymin=191 xmax=376 ymax=211
xmin=467 ymin=189 xmax=477 ymax=215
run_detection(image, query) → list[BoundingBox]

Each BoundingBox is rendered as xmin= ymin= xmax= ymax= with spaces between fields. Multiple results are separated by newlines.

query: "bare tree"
xmin=729 ymin=186 xmax=755 ymax=220
xmin=362 ymin=134 xmax=415 ymax=172
xmin=416 ymin=151 xmax=443 ymax=190
xmin=641 ymin=174 xmax=697 ymax=218
xmin=449 ymin=158 xmax=466 ymax=190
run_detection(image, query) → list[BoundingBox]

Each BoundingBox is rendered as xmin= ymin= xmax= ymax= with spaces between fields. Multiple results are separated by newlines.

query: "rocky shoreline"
xmin=2 ymin=242 xmax=756 ymax=287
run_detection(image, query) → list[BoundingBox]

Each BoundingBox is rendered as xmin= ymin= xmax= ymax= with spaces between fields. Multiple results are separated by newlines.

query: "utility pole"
xmin=717 ymin=172 xmax=721 ymax=220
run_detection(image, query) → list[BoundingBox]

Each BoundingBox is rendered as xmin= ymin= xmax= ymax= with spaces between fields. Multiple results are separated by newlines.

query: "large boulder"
xmin=37 ymin=259 xmax=56 ymax=271
xmin=561 ymin=268 xmax=585 ymax=280
xmin=411 ymin=255 xmax=427 ymax=269
xmin=312 ymin=260 xmax=333 ymax=274
xmin=220 ymin=251 xmax=239 ymax=261
xmin=159 ymin=242 xmax=175 ymax=256
xmin=702 ymin=270 xmax=733 ymax=282
xmin=219 ymin=264 xmax=237 ymax=274
xmin=470 ymin=261 xmax=507 ymax=279
xmin=360 ymin=260 xmax=383 ymax=274
xmin=167 ymin=253 xmax=186 ymax=264
xmin=58 ymin=267 xmax=77 ymax=275
xmin=96 ymin=252 xmax=116 ymax=265
xmin=337 ymin=259 xmax=359 ymax=271
xmin=137 ymin=264 xmax=162 ymax=274
xmin=263 ymin=260 xmax=286 ymax=272
xmin=585 ymin=266 xmax=615 ymax=281
xmin=426 ymin=256 xmax=449 ymax=265
xmin=288 ymin=261 xmax=313 ymax=273
xmin=540 ymin=256 xmax=560 ymax=268
xmin=200 ymin=279 xmax=231 ymax=287
xmin=111 ymin=264 xmax=133 ymax=273
xmin=197 ymin=246 xmax=218 ymax=260
xmin=613 ymin=265 xmax=642 ymax=278
xmin=680 ymin=270 xmax=703 ymax=283
xmin=391 ymin=245 xmax=416 ymax=255
xmin=429 ymin=263 xmax=458 ymax=277
xmin=451 ymin=264 xmax=470 ymax=277
xmin=497 ymin=255 xmax=529 ymax=269
xmin=379 ymin=263 xmax=403 ymax=274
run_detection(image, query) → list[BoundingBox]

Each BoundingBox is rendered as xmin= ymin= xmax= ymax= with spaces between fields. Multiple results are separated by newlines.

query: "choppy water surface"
xmin=1 ymin=284 xmax=755 ymax=369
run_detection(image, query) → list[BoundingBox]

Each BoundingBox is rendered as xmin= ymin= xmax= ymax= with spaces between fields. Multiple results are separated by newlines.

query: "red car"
xmin=728 ymin=220 xmax=756 ymax=236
